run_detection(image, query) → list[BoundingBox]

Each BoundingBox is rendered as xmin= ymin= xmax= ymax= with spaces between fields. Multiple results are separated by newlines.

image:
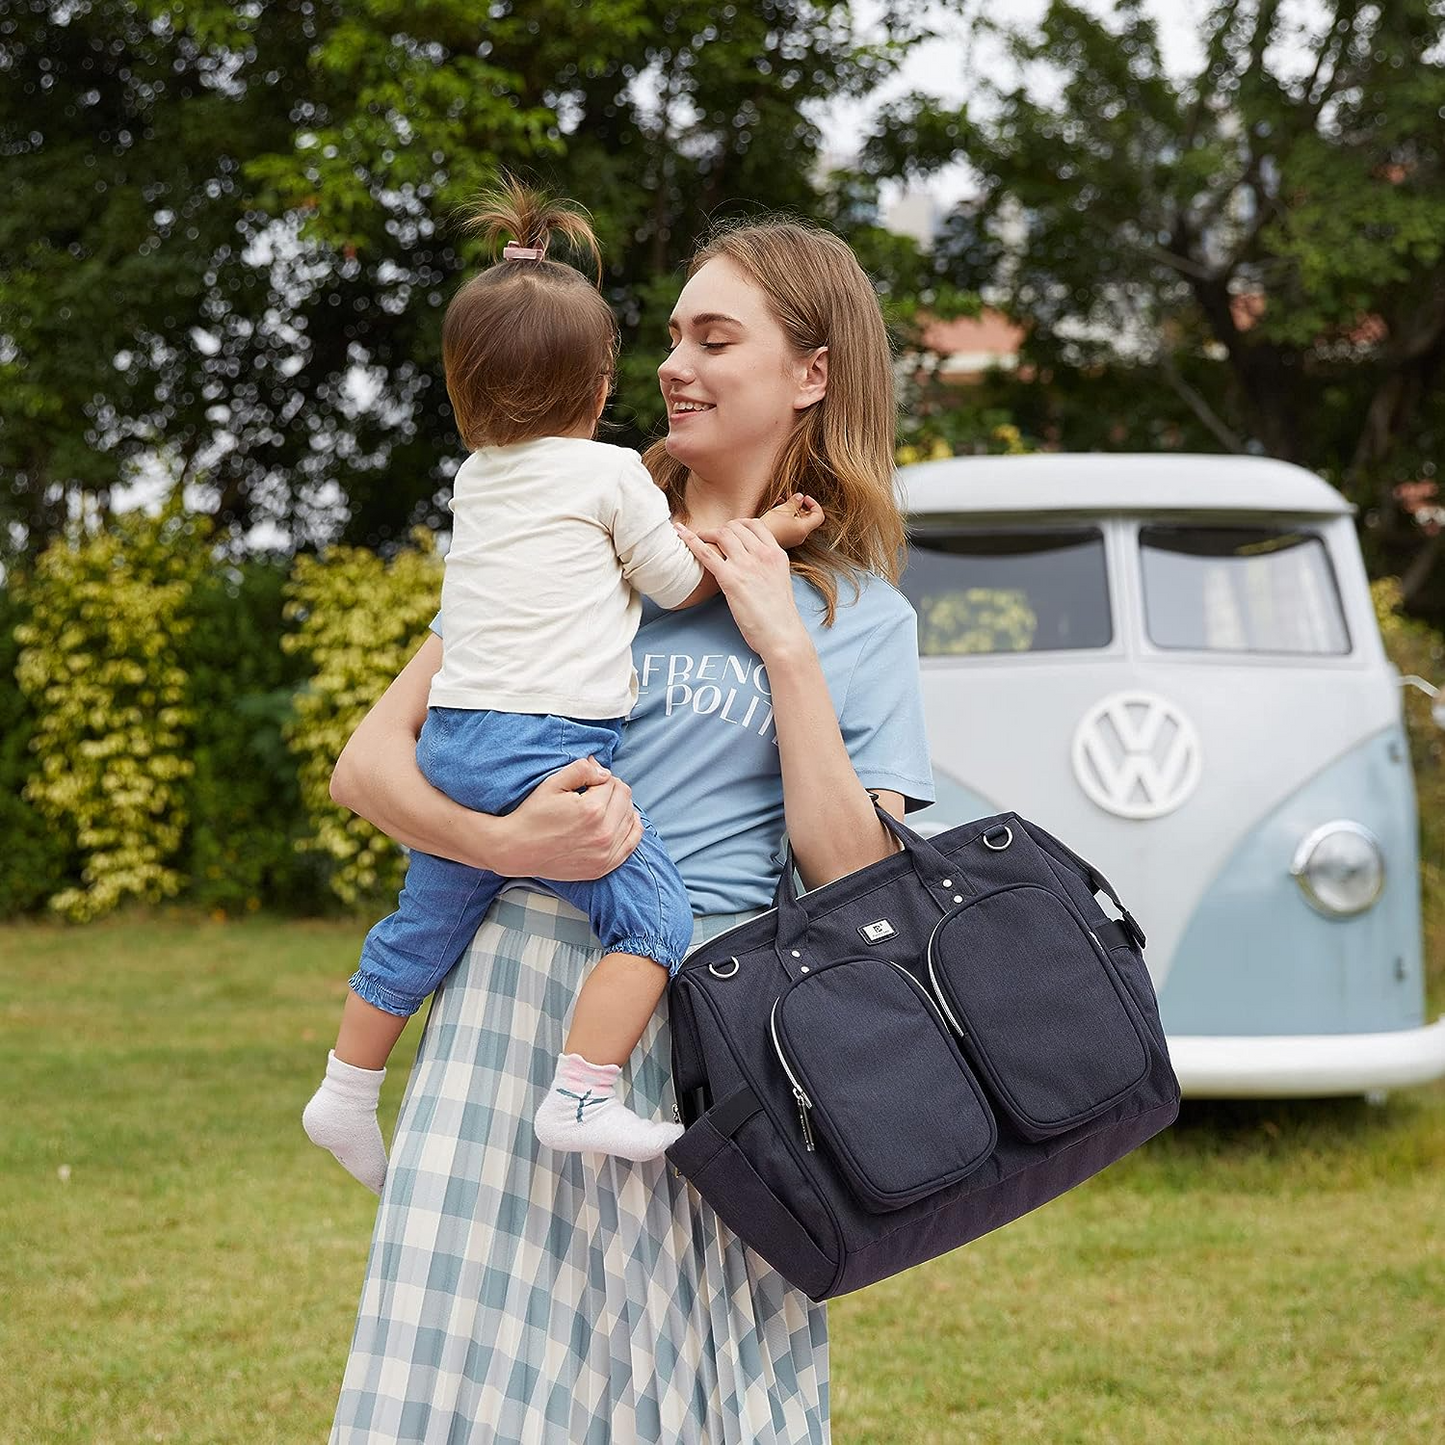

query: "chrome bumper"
xmin=1167 ymin=1017 xmax=1445 ymax=1097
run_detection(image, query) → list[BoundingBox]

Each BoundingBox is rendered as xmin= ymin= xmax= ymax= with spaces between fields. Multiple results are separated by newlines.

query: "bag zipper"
xmin=768 ymin=997 xmax=816 ymax=1151
xmin=767 ymin=960 xmax=950 ymax=1155
xmin=924 ymin=885 xmax=1110 ymax=1035
xmin=924 ymin=908 xmax=970 ymax=1038
xmin=693 ymin=853 xmax=894 ymax=960
xmin=687 ymin=826 xmax=976 ymax=962
xmin=882 ymin=958 xmax=954 ymax=1036
xmin=689 ymin=815 xmax=1022 ymax=966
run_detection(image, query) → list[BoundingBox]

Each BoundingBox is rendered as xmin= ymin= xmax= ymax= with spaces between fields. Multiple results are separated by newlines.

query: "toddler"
xmin=302 ymin=180 xmax=822 ymax=1192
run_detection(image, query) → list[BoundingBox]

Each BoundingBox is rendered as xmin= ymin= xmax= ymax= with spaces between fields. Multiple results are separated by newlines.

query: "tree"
xmin=247 ymin=0 xmax=932 ymax=535
xmin=2 ymin=1 xmax=307 ymax=557
xmin=0 ymin=0 xmax=580 ymax=563
xmin=868 ymin=0 xmax=1445 ymax=607
xmin=2 ymin=1 xmax=938 ymax=564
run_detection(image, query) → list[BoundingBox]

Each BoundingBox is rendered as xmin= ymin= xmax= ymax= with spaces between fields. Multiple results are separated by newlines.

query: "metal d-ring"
xmin=707 ymin=957 xmax=740 ymax=979
xmin=982 ymin=825 xmax=1013 ymax=851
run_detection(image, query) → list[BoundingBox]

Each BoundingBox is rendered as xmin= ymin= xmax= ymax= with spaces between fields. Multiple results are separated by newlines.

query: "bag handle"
xmin=772 ymin=792 xmax=960 ymax=960
xmin=1022 ymin=818 xmax=1147 ymax=951
xmin=769 ymin=798 xmax=1147 ymax=960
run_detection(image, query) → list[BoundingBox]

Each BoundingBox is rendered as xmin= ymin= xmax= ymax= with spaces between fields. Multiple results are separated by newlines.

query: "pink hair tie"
xmin=502 ymin=243 xmax=545 ymax=261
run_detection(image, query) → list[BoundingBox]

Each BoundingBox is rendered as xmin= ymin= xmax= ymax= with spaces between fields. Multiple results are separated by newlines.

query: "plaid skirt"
xmin=330 ymin=886 xmax=831 ymax=1444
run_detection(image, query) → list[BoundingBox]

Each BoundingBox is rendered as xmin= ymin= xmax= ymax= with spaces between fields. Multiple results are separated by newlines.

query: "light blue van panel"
xmin=1158 ymin=723 xmax=1424 ymax=1036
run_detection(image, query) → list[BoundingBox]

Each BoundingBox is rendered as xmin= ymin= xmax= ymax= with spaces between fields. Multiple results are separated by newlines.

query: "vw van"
xmin=896 ymin=453 xmax=1445 ymax=1098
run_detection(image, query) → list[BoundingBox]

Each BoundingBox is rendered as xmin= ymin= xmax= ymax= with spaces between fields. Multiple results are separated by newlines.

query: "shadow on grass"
xmin=1117 ymin=1084 xmax=1445 ymax=1195
xmin=1170 ymin=1094 xmax=1387 ymax=1142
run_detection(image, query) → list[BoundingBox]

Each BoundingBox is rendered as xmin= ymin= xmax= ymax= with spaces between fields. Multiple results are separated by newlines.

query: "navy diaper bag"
xmin=664 ymin=797 xmax=1181 ymax=1302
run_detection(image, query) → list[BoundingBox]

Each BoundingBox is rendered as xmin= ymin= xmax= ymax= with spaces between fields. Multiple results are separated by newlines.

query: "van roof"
xmin=896 ymin=453 xmax=1354 ymax=518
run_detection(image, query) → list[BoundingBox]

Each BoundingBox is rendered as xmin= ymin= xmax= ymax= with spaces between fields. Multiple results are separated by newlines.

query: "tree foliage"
xmin=1 ymin=506 xmax=440 ymax=921
xmin=1 ymin=1 xmax=322 ymax=554
xmin=869 ymin=0 xmax=1445 ymax=605
xmin=2 ymin=0 xmax=936 ymax=566
xmin=0 ymin=585 xmax=81 ymax=916
xmin=180 ymin=555 xmax=316 ymax=913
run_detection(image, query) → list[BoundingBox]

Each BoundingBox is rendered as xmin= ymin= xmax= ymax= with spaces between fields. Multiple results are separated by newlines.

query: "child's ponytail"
xmin=460 ymin=176 xmax=604 ymax=285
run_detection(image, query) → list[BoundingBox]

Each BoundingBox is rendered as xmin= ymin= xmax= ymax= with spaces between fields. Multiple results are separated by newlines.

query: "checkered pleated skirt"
xmin=330 ymin=886 xmax=831 ymax=1444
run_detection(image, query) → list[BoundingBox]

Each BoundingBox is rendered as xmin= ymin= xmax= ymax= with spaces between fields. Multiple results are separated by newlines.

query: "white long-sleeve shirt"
xmin=427 ymin=436 xmax=704 ymax=718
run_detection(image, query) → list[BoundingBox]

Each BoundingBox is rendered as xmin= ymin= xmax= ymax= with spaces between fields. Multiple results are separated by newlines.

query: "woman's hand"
xmin=499 ymin=757 xmax=644 ymax=880
xmin=674 ymin=517 xmax=812 ymax=661
xmin=331 ymin=634 xmax=642 ymax=880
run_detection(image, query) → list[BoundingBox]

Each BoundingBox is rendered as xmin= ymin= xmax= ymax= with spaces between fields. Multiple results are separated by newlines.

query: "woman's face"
xmin=657 ymin=256 xmax=826 ymax=481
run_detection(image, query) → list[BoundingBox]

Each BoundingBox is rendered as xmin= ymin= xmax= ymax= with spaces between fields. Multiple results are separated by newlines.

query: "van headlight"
xmin=1290 ymin=822 xmax=1385 ymax=916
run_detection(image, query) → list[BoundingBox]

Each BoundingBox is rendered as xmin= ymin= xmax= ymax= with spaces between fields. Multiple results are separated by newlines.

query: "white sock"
xmin=302 ymin=1050 xmax=388 ymax=1195
xmin=534 ymin=1051 xmax=684 ymax=1162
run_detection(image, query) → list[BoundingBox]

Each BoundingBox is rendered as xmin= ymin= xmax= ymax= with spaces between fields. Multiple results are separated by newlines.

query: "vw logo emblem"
xmin=1071 ymin=692 xmax=1201 ymax=819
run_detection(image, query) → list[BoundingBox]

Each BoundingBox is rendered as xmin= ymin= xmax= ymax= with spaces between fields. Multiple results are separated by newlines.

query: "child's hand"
xmin=760 ymin=493 xmax=825 ymax=550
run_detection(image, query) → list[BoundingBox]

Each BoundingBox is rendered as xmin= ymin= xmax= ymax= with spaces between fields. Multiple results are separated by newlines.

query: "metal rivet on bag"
xmin=953 ymin=895 xmax=963 ymax=904
xmin=942 ymin=878 xmax=952 ymax=887
xmin=800 ymin=965 xmax=809 ymax=973
xmin=791 ymin=950 xmax=801 ymax=958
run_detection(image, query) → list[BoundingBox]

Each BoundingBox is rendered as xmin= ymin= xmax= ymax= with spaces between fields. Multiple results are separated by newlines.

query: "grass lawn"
xmin=1 ymin=915 xmax=1442 ymax=1444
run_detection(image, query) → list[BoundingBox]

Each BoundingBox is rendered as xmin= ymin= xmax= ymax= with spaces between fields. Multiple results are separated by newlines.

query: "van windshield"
xmin=901 ymin=526 xmax=1112 ymax=654
xmin=1138 ymin=524 xmax=1351 ymax=654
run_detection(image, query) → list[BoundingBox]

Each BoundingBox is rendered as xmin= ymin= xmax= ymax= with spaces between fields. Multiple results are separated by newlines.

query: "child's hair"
xmin=442 ymin=176 xmax=617 ymax=448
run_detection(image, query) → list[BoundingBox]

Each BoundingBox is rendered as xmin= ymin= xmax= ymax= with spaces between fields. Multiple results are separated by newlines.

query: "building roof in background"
xmin=919 ymin=309 xmax=1026 ymax=377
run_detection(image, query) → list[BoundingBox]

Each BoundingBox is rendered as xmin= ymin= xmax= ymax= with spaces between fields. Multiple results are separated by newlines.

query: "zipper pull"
xmin=792 ymin=1086 xmax=815 ymax=1152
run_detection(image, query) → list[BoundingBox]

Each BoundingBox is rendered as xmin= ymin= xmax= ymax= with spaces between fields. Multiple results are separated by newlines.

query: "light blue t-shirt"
xmin=615 ymin=570 xmax=934 ymax=912
xmin=430 ymin=569 xmax=935 ymax=914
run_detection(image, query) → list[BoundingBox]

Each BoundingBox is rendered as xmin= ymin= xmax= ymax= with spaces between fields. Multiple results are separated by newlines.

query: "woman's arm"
xmin=675 ymin=519 xmax=904 ymax=891
xmin=760 ymin=637 xmax=905 ymax=889
xmin=330 ymin=633 xmax=643 ymax=879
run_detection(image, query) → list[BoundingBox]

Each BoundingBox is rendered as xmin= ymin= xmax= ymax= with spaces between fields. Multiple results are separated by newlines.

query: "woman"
xmin=326 ymin=218 xmax=936 ymax=1443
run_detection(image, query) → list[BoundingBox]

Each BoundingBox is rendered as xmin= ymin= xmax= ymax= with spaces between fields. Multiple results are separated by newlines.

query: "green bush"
xmin=8 ymin=511 xmax=442 ymax=919
xmin=283 ymin=530 xmax=443 ymax=908
xmin=0 ymin=586 xmax=81 ymax=916
xmin=179 ymin=557 xmax=323 ymax=915
xmin=13 ymin=506 xmax=205 ymax=920
xmin=1373 ymin=576 xmax=1445 ymax=1007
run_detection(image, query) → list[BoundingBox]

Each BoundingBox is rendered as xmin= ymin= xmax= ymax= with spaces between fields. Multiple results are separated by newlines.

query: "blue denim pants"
xmin=350 ymin=708 xmax=694 ymax=1017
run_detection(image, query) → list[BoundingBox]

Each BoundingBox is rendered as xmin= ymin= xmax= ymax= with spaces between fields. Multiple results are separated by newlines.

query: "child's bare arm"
xmin=760 ymin=493 xmax=824 ymax=550
xmin=669 ymin=494 xmax=825 ymax=608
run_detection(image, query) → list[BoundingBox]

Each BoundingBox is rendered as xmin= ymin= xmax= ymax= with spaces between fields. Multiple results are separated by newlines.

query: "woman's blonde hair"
xmin=442 ymin=176 xmax=617 ymax=448
xmin=642 ymin=218 xmax=904 ymax=624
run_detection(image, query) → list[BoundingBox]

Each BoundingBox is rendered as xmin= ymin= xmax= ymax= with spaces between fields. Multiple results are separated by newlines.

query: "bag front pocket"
xmin=770 ymin=956 xmax=996 ymax=1212
xmin=927 ymin=885 xmax=1150 ymax=1140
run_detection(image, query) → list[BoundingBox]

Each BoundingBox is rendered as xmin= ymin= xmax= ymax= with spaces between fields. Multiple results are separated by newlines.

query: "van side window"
xmin=901 ymin=526 xmax=1112 ymax=654
xmin=1139 ymin=525 xmax=1351 ymax=655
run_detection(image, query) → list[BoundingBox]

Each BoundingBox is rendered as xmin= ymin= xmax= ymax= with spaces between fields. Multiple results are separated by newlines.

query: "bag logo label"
xmin=859 ymin=918 xmax=897 ymax=944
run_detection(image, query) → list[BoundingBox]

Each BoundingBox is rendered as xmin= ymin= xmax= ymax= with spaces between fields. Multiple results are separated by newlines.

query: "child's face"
xmin=658 ymin=257 xmax=827 ymax=480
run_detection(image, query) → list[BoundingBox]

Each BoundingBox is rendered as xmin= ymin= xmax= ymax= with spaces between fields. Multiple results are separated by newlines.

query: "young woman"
xmin=325 ymin=217 xmax=935 ymax=1444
